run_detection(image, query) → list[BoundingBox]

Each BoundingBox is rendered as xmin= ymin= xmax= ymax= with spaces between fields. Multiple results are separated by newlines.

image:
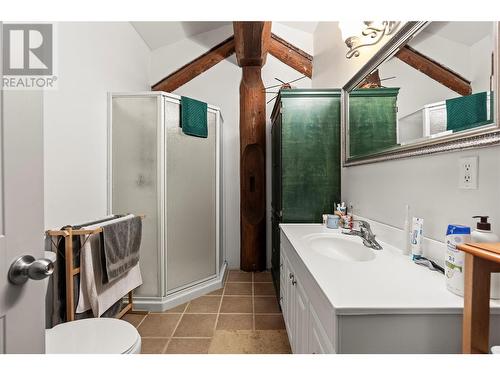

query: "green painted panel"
xmin=281 ymin=96 xmax=341 ymax=223
xmin=349 ymin=88 xmax=399 ymax=158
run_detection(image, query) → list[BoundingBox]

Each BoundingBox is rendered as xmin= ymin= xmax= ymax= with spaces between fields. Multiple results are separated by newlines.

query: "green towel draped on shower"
xmin=180 ymin=96 xmax=208 ymax=138
xmin=446 ymin=91 xmax=492 ymax=132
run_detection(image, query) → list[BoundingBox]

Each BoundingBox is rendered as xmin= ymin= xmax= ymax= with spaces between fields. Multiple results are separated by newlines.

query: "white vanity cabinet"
xmin=279 ymin=224 xmax=500 ymax=353
xmin=280 ymin=231 xmax=336 ymax=354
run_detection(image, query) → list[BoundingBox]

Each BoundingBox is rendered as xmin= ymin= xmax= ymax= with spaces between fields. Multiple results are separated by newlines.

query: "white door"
xmin=0 ymin=34 xmax=46 ymax=352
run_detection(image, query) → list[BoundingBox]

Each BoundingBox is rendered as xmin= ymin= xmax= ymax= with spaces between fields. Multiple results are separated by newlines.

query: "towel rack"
xmin=46 ymin=214 xmax=146 ymax=322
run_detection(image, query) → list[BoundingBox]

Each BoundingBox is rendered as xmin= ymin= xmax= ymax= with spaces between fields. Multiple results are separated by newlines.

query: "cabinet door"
xmin=309 ymin=304 xmax=334 ymax=354
xmin=294 ymin=278 xmax=309 ymax=353
xmin=281 ymin=96 xmax=341 ymax=223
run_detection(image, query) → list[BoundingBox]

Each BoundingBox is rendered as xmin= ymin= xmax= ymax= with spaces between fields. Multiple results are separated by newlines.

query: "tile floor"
xmin=122 ymin=269 xmax=291 ymax=354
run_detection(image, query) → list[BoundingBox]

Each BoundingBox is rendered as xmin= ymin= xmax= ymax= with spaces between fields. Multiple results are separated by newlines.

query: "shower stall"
xmin=108 ymin=92 xmax=225 ymax=311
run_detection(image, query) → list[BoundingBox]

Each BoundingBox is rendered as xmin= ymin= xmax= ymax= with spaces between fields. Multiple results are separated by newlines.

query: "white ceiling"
xmin=132 ymin=21 xmax=318 ymax=50
xmin=418 ymin=21 xmax=493 ymax=46
xmin=131 ymin=22 xmax=230 ymax=50
xmin=279 ymin=22 xmax=318 ymax=34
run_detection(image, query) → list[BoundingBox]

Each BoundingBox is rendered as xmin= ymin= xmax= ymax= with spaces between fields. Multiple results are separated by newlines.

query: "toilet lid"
xmin=46 ymin=318 xmax=140 ymax=354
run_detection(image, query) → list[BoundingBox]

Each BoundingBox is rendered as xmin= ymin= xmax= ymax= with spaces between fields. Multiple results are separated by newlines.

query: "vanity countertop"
xmin=280 ymin=223 xmax=500 ymax=315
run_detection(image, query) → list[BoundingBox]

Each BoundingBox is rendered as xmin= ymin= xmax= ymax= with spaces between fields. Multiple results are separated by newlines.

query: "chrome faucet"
xmin=343 ymin=220 xmax=383 ymax=250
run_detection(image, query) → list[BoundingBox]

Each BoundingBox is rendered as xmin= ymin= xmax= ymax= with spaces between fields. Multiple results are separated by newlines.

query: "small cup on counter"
xmin=326 ymin=214 xmax=340 ymax=229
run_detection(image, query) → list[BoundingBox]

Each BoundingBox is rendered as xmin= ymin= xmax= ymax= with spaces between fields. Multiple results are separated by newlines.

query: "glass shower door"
xmin=165 ymin=100 xmax=217 ymax=292
xmin=111 ymin=95 xmax=161 ymax=298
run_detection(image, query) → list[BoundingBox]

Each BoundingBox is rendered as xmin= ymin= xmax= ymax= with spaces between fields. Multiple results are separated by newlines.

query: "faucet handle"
xmin=353 ymin=220 xmax=370 ymax=230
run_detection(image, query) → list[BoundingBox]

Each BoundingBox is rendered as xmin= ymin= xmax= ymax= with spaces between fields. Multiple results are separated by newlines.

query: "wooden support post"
xmin=240 ymin=66 xmax=267 ymax=271
xmin=234 ymin=22 xmax=271 ymax=271
xmin=462 ymin=253 xmax=496 ymax=354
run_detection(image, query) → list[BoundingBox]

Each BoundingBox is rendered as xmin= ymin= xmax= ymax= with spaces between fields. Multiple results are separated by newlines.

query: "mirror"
xmin=343 ymin=21 xmax=500 ymax=165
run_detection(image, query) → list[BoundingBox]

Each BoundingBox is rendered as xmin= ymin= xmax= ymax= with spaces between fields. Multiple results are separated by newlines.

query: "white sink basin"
xmin=303 ymin=233 xmax=376 ymax=262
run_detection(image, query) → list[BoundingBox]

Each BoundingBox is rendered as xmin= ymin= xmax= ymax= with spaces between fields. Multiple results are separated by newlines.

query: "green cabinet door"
xmin=281 ymin=93 xmax=341 ymax=223
xmin=348 ymin=88 xmax=399 ymax=159
xmin=270 ymin=89 xmax=342 ymax=295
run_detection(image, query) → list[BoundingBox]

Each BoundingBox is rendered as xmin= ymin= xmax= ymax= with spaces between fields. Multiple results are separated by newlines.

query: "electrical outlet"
xmin=458 ymin=156 xmax=478 ymax=189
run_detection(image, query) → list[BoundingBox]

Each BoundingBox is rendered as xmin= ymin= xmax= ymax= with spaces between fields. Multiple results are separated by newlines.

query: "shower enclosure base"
xmin=131 ymin=262 xmax=227 ymax=312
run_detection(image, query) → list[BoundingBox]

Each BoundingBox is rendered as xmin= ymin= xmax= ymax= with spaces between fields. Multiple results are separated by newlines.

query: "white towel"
xmin=76 ymin=215 xmax=143 ymax=317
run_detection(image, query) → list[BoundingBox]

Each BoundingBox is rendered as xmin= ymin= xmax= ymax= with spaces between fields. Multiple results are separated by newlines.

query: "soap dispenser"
xmin=471 ymin=216 xmax=499 ymax=243
xmin=471 ymin=216 xmax=500 ymax=299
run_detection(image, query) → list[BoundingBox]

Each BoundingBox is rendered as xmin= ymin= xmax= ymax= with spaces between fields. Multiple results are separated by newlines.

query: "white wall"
xmin=150 ymin=23 xmax=313 ymax=269
xmin=44 ymin=22 xmax=150 ymax=229
xmin=470 ymin=35 xmax=494 ymax=93
xmin=312 ymin=22 xmax=500 ymax=261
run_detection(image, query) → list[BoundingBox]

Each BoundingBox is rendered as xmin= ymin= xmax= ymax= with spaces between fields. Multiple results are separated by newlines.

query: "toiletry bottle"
xmin=347 ymin=203 xmax=354 ymax=230
xmin=336 ymin=202 xmax=348 ymax=228
xmin=403 ymin=205 xmax=411 ymax=255
xmin=445 ymin=224 xmax=471 ymax=297
xmin=410 ymin=217 xmax=424 ymax=260
xmin=471 ymin=216 xmax=500 ymax=299
xmin=471 ymin=216 xmax=499 ymax=242
xmin=337 ymin=202 xmax=346 ymax=215
xmin=342 ymin=203 xmax=351 ymax=229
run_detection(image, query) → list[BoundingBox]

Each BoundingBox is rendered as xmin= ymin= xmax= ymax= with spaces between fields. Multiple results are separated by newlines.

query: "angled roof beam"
xmin=151 ymin=36 xmax=235 ymax=92
xmin=269 ymin=33 xmax=313 ymax=78
xmin=395 ymin=45 xmax=471 ymax=96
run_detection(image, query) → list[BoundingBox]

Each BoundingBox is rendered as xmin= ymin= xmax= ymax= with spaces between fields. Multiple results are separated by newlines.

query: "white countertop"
xmin=280 ymin=224 xmax=500 ymax=315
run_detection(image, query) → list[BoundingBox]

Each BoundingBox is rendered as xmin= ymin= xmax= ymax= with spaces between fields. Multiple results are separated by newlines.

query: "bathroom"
xmin=1 ymin=0 xmax=500 ymax=372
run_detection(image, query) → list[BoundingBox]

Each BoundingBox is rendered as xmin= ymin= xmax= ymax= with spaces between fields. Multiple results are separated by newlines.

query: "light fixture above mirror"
xmin=340 ymin=21 xmax=400 ymax=58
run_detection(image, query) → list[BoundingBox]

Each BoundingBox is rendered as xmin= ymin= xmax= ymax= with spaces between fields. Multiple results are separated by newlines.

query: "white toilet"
xmin=44 ymin=251 xmax=142 ymax=354
xmin=46 ymin=318 xmax=141 ymax=354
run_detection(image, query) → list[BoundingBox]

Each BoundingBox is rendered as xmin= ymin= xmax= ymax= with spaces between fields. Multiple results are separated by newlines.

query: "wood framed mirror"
xmin=341 ymin=21 xmax=500 ymax=166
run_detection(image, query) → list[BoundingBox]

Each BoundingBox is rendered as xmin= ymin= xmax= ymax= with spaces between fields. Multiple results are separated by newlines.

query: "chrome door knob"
xmin=8 ymin=255 xmax=55 ymax=285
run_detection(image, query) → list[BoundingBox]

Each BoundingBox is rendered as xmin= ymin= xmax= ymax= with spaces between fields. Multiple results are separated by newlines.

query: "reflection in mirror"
xmin=348 ymin=21 xmax=495 ymax=160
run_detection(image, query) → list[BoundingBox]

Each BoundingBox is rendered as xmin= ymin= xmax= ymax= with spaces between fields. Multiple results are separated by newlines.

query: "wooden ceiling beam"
xmin=357 ymin=69 xmax=381 ymax=88
xmin=151 ymin=36 xmax=235 ymax=92
xmin=233 ymin=21 xmax=272 ymax=67
xmin=395 ymin=45 xmax=471 ymax=96
xmin=269 ymin=33 xmax=313 ymax=78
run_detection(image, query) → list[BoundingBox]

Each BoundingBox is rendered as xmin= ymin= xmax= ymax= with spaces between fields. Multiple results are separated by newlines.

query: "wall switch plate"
xmin=458 ymin=156 xmax=478 ymax=189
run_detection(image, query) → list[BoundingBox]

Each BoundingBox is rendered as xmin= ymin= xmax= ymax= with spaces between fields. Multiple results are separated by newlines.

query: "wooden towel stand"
xmin=46 ymin=214 xmax=147 ymax=322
